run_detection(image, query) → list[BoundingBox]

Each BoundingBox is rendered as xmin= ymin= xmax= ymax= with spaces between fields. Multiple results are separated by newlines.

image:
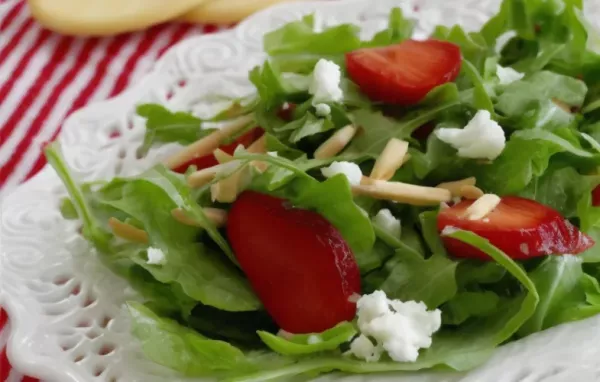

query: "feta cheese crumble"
xmin=147 ymin=247 xmax=166 ymax=265
xmin=321 ymin=161 xmax=363 ymax=186
xmin=309 ymin=59 xmax=343 ymax=104
xmin=496 ymin=64 xmax=524 ymax=85
xmin=373 ymin=209 xmax=401 ymax=238
xmin=267 ymin=151 xmax=278 ymax=157
xmin=435 ymin=110 xmax=506 ymax=160
xmin=314 ymin=103 xmax=332 ymax=117
xmin=307 ymin=335 xmax=322 ymax=345
xmin=349 ymin=290 xmax=441 ymax=363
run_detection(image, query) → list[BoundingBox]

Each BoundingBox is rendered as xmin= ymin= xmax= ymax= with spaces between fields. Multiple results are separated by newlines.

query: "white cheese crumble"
xmin=496 ymin=64 xmax=524 ymax=85
xmin=307 ymin=335 xmax=322 ymax=345
xmin=349 ymin=334 xmax=381 ymax=362
xmin=147 ymin=247 xmax=166 ymax=265
xmin=309 ymin=59 xmax=344 ymax=104
xmin=321 ymin=161 xmax=363 ymax=186
xmin=435 ymin=110 xmax=506 ymax=160
xmin=314 ymin=103 xmax=332 ymax=117
xmin=373 ymin=209 xmax=401 ymax=238
xmin=349 ymin=290 xmax=441 ymax=363
xmin=267 ymin=151 xmax=278 ymax=157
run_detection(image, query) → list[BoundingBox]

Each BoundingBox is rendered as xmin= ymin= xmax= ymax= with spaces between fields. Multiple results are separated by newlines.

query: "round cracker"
xmin=28 ymin=0 xmax=210 ymax=36
xmin=180 ymin=0 xmax=297 ymax=24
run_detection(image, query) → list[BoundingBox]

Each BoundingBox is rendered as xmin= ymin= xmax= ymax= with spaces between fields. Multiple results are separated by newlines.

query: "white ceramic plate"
xmin=4 ymin=0 xmax=600 ymax=381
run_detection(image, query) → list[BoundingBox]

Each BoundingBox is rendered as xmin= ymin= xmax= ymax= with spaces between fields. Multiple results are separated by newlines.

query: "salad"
xmin=44 ymin=0 xmax=600 ymax=380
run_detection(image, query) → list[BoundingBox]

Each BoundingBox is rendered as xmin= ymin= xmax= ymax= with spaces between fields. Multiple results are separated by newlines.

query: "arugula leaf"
xmin=460 ymin=59 xmax=495 ymax=113
xmin=442 ymin=291 xmax=501 ymax=325
xmin=137 ymin=104 xmax=215 ymax=155
xmin=363 ymin=8 xmax=414 ymax=47
xmin=263 ymin=15 xmax=361 ymax=73
xmin=475 ymin=136 xmax=561 ymax=195
xmin=519 ymin=255 xmax=583 ymax=336
xmin=249 ymin=62 xmax=310 ymax=110
xmin=188 ymin=304 xmax=277 ymax=346
xmin=433 ymin=26 xmax=491 ymax=73
xmin=98 ymin=167 xmax=260 ymax=311
xmin=276 ymin=112 xmax=335 ymax=143
xmin=456 ymin=261 xmax=507 ymax=287
xmin=419 ymin=210 xmax=447 ymax=256
xmin=346 ymin=85 xmax=460 ymax=157
xmin=129 ymin=302 xmax=257 ymax=376
xmin=495 ymin=71 xmax=587 ymax=129
xmin=519 ymin=165 xmax=590 ymax=217
xmin=379 ymin=253 xmax=458 ymax=309
xmin=44 ymin=143 xmax=112 ymax=251
xmin=258 ymin=321 xmax=357 ymax=355
xmin=264 ymin=133 xmax=304 ymax=159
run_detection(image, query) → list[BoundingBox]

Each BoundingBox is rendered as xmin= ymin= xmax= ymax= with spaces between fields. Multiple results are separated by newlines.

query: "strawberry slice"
xmin=592 ymin=185 xmax=600 ymax=206
xmin=346 ymin=39 xmax=462 ymax=105
xmin=227 ymin=191 xmax=361 ymax=334
xmin=437 ymin=196 xmax=594 ymax=261
xmin=173 ymin=127 xmax=264 ymax=173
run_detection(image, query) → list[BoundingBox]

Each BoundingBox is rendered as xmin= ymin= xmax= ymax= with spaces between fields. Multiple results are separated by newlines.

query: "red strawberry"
xmin=437 ymin=196 xmax=594 ymax=261
xmin=173 ymin=127 xmax=264 ymax=173
xmin=592 ymin=185 xmax=600 ymax=206
xmin=346 ymin=39 xmax=462 ymax=105
xmin=227 ymin=191 xmax=361 ymax=334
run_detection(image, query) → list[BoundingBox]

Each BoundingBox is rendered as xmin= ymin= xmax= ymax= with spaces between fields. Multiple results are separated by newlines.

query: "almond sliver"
xmin=436 ymin=177 xmax=477 ymax=197
xmin=370 ymin=138 xmax=409 ymax=181
xmin=460 ymin=185 xmax=484 ymax=200
xmin=164 ymin=114 xmax=253 ymax=170
xmin=314 ymin=125 xmax=357 ymax=159
xmin=213 ymin=148 xmax=234 ymax=164
xmin=187 ymin=164 xmax=223 ymax=188
xmin=108 ymin=217 xmax=148 ymax=244
xmin=247 ymin=135 xmax=267 ymax=154
xmin=465 ymin=194 xmax=501 ymax=220
xmin=352 ymin=180 xmax=452 ymax=206
xmin=211 ymin=164 xmax=251 ymax=203
xmin=171 ymin=208 xmax=228 ymax=228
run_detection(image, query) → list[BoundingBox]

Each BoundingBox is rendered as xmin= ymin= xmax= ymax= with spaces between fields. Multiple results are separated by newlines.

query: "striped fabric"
xmin=0 ymin=0 xmax=230 ymax=380
xmin=0 ymin=0 xmax=228 ymax=196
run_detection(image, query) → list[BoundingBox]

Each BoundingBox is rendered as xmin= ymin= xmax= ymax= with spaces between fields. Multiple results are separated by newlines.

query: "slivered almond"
xmin=465 ymin=194 xmax=501 ymax=220
xmin=213 ymin=148 xmax=234 ymax=164
xmin=370 ymin=138 xmax=409 ymax=181
xmin=171 ymin=208 xmax=228 ymax=228
xmin=163 ymin=114 xmax=253 ymax=169
xmin=247 ymin=135 xmax=267 ymax=154
xmin=314 ymin=125 xmax=357 ymax=159
xmin=460 ymin=185 xmax=484 ymax=200
xmin=247 ymin=135 xmax=268 ymax=171
xmin=352 ymin=180 xmax=452 ymax=206
xmin=251 ymin=161 xmax=269 ymax=172
xmin=187 ymin=164 xmax=223 ymax=188
xmin=360 ymin=176 xmax=376 ymax=185
xmin=211 ymin=164 xmax=251 ymax=203
xmin=108 ymin=217 xmax=148 ymax=244
xmin=436 ymin=177 xmax=477 ymax=197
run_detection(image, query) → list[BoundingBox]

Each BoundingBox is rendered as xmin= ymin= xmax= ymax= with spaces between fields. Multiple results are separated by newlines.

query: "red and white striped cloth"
xmin=0 ymin=0 xmax=231 ymax=380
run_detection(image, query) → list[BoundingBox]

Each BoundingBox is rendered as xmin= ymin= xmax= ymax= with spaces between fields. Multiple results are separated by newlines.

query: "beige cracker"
xmin=180 ymin=0 xmax=297 ymax=24
xmin=28 ymin=0 xmax=208 ymax=36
